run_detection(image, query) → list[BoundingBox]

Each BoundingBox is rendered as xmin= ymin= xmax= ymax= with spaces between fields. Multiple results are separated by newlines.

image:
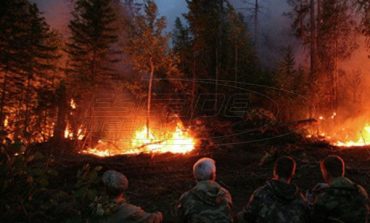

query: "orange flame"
xmin=306 ymin=113 xmax=370 ymax=148
xmin=81 ymin=121 xmax=197 ymax=157
xmin=70 ymin=98 xmax=77 ymax=110
xmin=3 ymin=116 xmax=8 ymax=127
xmin=334 ymin=124 xmax=370 ymax=147
xmin=64 ymin=124 xmax=85 ymax=140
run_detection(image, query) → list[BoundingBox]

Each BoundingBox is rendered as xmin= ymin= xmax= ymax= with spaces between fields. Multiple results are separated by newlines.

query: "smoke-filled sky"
xmin=32 ymin=0 xmax=301 ymax=67
xmin=32 ymin=0 xmax=368 ymax=72
xmin=32 ymin=0 xmax=188 ymax=32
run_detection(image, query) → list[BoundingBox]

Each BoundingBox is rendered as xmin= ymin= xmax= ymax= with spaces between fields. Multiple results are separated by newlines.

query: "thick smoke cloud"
xmin=31 ymin=0 xmax=71 ymax=32
xmin=31 ymin=0 xmax=368 ymax=74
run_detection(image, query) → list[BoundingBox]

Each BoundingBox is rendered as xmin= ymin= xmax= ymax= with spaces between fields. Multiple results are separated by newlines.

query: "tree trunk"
xmin=53 ymin=82 xmax=67 ymax=144
xmin=24 ymin=71 xmax=33 ymax=137
xmin=254 ymin=0 xmax=259 ymax=47
xmin=333 ymin=19 xmax=339 ymax=112
xmin=215 ymin=46 xmax=219 ymax=110
xmin=310 ymin=0 xmax=317 ymax=81
xmin=234 ymin=42 xmax=238 ymax=86
xmin=215 ymin=0 xmax=224 ymax=111
xmin=0 ymin=69 xmax=8 ymax=130
xmin=317 ymin=0 xmax=321 ymax=33
xmin=146 ymin=56 xmax=155 ymax=138
xmin=191 ymin=57 xmax=196 ymax=119
xmin=316 ymin=0 xmax=321 ymax=75
xmin=309 ymin=0 xmax=317 ymax=118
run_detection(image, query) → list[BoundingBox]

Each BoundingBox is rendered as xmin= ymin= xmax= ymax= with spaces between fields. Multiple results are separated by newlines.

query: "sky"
xmin=31 ymin=0 xmax=300 ymax=67
xmin=32 ymin=0 xmax=189 ymax=33
xmin=31 ymin=0 xmax=368 ymax=72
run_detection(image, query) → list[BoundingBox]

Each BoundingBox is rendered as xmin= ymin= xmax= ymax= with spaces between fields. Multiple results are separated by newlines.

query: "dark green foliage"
xmin=288 ymin=0 xmax=360 ymax=114
xmin=274 ymin=47 xmax=308 ymax=121
xmin=0 ymin=141 xmax=103 ymax=222
xmin=66 ymin=0 xmax=119 ymax=88
xmin=65 ymin=0 xmax=120 ymax=145
xmin=0 ymin=0 xmax=60 ymax=142
xmin=173 ymin=0 xmax=261 ymax=116
xmin=173 ymin=17 xmax=192 ymax=77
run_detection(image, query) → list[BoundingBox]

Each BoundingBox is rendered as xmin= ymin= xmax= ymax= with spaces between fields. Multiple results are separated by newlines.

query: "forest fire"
xmin=81 ymin=122 xmax=197 ymax=157
xmin=307 ymin=113 xmax=370 ymax=148
xmin=64 ymin=125 xmax=85 ymax=141
xmin=334 ymin=124 xmax=370 ymax=147
xmin=65 ymin=97 xmax=196 ymax=156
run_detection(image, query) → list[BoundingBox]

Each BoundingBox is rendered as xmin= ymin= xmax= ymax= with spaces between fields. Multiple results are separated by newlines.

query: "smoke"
xmin=30 ymin=0 xmax=71 ymax=33
xmin=231 ymin=0 xmax=305 ymax=68
xmin=28 ymin=0 xmax=370 ymax=144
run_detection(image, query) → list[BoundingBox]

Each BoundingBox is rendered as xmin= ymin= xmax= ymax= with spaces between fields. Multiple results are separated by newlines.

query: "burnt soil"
xmin=56 ymin=139 xmax=370 ymax=222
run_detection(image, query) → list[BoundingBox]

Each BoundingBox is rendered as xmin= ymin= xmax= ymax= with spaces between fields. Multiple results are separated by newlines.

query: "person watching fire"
xmin=95 ymin=170 xmax=163 ymax=223
xmin=308 ymin=155 xmax=369 ymax=223
xmin=176 ymin=157 xmax=233 ymax=222
xmin=237 ymin=156 xmax=307 ymax=223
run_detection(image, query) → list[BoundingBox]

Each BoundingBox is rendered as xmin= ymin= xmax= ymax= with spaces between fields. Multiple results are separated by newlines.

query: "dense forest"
xmin=0 ymin=0 xmax=369 ymax=222
xmin=0 ymin=0 xmax=368 ymax=145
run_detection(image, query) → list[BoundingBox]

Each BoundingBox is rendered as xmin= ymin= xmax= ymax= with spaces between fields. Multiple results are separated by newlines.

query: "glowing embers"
xmin=64 ymin=124 xmax=85 ymax=140
xmin=81 ymin=121 xmax=197 ymax=157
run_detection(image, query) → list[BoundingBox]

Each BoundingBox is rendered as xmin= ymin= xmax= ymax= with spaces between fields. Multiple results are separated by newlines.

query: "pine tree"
xmin=172 ymin=17 xmax=196 ymax=116
xmin=0 ymin=0 xmax=30 ymax=131
xmin=185 ymin=0 xmax=225 ymax=94
xmin=0 ymin=0 xmax=60 ymax=141
xmin=226 ymin=9 xmax=257 ymax=86
xmin=177 ymin=0 xmax=258 ymax=115
xmin=288 ymin=0 xmax=359 ymax=114
xmin=66 ymin=0 xmax=119 ymax=142
xmin=276 ymin=47 xmax=296 ymax=91
xmin=173 ymin=18 xmax=192 ymax=75
xmin=318 ymin=0 xmax=358 ymax=111
xmin=353 ymin=0 xmax=369 ymax=56
xmin=66 ymin=0 xmax=119 ymax=92
xmin=275 ymin=47 xmax=307 ymax=120
xmin=21 ymin=4 xmax=60 ymax=138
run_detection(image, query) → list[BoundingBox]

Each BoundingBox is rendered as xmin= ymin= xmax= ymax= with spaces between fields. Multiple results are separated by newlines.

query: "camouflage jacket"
xmin=310 ymin=177 xmax=369 ymax=223
xmin=93 ymin=197 xmax=162 ymax=223
xmin=237 ymin=180 xmax=307 ymax=223
xmin=176 ymin=180 xmax=233 ymax=223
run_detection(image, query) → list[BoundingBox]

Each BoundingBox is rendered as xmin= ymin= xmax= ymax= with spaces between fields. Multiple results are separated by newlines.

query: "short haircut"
xmin=274 ymin=156 xmax=296 ymax=179
xmin=321 ymin=155 xmax=345 ymax=178
xmin=106 ymin=184 xmax=125 ymax=197
xmin=193 ymin=157 xmax=216 ymax=181
xmin=102 ymin=170 xmax=129 ymax=197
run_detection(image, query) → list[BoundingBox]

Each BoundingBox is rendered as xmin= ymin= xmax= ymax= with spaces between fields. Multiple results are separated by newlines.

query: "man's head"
xmin=102 ymin=170 xmax=129 ymax=198
xmin=320 ymin=155 xmax=345 ymax=183
xmin=273 ymin=156 xmax=296 ymax=183
xmin=193 ymin=157 xmax=216 ymax=181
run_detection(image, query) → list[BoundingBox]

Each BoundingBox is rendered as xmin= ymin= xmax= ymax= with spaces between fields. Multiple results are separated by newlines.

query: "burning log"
xmin=136 ymin=140 xmax=166 ymax=149
xmin=286 ymin=118 xmax=318 ymax=128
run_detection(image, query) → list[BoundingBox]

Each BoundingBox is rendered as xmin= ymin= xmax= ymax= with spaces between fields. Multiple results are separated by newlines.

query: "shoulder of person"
xmin=119 ymin=202 xmax=144 ymax=214
xmin=177 ymin=190 xmax=193 ymax=206
xmin=312 ymin=183 xmax=330 ymax=193
xmin=254 ymin=183 xmax=271 ymax=197
xmin=219 ymin=186 xmax=233 ymax=205
xmin=355 ymin=184 xmax=369 ymax=199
